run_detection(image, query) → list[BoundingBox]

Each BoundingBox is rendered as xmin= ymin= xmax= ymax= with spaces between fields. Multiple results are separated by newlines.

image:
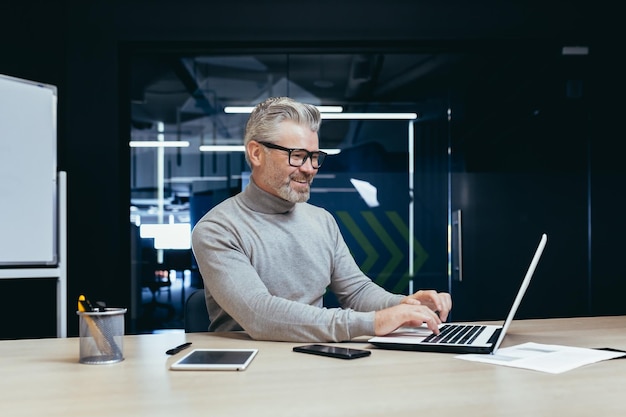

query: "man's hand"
xmin=401 ymin=290 xmax=451 ymax=321
xmin=374 ymin=290 xmax=452 ymax=336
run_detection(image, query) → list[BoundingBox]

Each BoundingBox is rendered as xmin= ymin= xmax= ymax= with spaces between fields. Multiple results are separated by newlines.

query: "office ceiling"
xmin=129 ymin=52 xmax=476 ymax=148
xmin=129 ymin=47 xmax=588 ymax=152
xmin=131 ymin=53 xmax=458 ymax=119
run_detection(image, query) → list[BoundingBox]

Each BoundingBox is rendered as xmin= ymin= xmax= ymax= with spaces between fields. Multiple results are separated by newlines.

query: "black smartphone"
xmin=293 ymin=344 xmax=371 ymax=360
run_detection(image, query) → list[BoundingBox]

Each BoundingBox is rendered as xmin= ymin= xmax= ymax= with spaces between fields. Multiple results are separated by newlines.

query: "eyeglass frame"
xmin=257 ymin=141 xmax=327 ymax=169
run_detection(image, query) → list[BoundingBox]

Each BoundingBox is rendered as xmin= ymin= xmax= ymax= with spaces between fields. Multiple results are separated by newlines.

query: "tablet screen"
xmin=170 ymin=349 xmax=258 ymax=371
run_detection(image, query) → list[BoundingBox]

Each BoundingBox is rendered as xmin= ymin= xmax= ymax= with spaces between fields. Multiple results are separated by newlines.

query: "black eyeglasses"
xmin=258 ymin=141 xmax=327 ymax=169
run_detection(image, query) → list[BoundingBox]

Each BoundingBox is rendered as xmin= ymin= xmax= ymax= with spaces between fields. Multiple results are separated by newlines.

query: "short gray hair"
xmin=243 ymin=97 xmax=321 ymax=166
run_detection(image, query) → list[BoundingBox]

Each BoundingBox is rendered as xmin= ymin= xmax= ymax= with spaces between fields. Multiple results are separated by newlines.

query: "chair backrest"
xmin=184 ymin=289 xmax=210 ymax=333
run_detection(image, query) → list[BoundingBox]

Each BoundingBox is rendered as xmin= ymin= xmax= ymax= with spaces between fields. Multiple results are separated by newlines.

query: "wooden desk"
xmin=1 ymin=316 xmax=625 ymax=416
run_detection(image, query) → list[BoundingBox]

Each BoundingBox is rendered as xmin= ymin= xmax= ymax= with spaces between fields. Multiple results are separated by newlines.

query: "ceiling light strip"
xmin=321 ymin=113 xmax=417 ymax=120
xmin=199 ymin=145 xmax=245 ymax=152
xmin=130 ymin=141 xmax=190 ymax=148
xmin=224 ymin=105 xmax=343 ymax=114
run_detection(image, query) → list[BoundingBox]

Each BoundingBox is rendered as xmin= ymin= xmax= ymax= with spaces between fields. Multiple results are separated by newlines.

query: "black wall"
xmin=1 ymin=0 xmax=621 ymax=337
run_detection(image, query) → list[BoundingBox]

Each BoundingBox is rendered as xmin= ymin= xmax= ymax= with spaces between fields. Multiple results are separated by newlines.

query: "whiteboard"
xmin=0 ymin=74 xmax=57 ymax=266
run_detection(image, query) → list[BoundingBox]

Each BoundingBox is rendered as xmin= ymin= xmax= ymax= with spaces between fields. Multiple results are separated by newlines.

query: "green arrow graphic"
xmin=336 ymin=211 xmax=378 ymax=273
xmin=361 ymin=211 xmax=404 ymax=287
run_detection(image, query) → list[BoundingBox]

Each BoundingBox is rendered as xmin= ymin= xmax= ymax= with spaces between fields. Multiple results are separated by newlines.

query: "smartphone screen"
xmin=293 ymin=344 xmax=371 ymax=359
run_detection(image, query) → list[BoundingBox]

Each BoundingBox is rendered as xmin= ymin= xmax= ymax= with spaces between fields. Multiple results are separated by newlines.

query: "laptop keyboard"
xmin=423 ymin=324 xmax=486 ymax=344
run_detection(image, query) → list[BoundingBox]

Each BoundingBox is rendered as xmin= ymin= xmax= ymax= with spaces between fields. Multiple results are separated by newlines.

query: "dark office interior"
xmin=1 ymin=1 xmax=623 ymax=339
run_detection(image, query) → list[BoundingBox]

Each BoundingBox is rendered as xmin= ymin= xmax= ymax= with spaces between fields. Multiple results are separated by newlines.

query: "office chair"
xmin=184 ymin=289 xmax=211 ymax=333
xmin=141 ymin=270 xmax=176 ymax=324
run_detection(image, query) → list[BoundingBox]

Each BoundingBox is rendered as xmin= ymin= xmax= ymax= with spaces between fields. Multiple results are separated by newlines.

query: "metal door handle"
xmin=452 ymin=209 xmax=463 ymax=282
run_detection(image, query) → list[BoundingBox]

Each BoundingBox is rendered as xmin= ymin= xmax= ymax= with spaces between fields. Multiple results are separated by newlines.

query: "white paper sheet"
xmin=456 ymin=342 xmax=626 ymax=374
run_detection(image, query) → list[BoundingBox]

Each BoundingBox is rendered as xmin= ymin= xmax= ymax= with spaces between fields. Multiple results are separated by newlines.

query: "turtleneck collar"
xmin=240 ymin=176 xmax=297 ymax=214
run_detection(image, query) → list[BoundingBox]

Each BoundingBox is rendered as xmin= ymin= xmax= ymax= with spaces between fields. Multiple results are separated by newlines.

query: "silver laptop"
xmin=369 ymin=233 xmax=547 ymax=354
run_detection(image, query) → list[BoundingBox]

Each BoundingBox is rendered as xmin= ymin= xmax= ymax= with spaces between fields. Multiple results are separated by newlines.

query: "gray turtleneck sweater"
xmin=191 ymin=178 xmax=403 ymax=342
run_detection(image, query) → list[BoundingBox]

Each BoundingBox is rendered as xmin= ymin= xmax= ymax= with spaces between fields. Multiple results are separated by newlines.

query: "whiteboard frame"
xmin=0 ymin=74 xmax=66 ymax=337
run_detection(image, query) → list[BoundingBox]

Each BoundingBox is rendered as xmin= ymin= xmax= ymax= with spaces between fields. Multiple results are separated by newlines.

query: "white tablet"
xmin=169 ymin=349 xmax=258 ymax=371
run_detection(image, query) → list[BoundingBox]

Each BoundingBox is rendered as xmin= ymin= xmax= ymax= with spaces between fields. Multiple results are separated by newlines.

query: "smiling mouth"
xmin=290 ymin=178 xmax=311 ymax=192
xmin=291 ymin=176 xmax=310 ymax=185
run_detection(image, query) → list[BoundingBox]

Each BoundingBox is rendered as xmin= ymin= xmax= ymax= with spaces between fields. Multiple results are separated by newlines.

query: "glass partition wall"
xmin=130 ymin=46 xmax=589 ymax=332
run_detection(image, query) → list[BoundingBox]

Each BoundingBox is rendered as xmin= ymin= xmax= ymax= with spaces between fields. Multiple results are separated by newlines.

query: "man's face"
xmin=253 ymin=121 xmax=320 ymax=203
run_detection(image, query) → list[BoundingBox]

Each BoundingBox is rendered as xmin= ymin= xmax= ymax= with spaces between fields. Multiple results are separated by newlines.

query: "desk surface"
xmin=1 ymin=316 xmax=625 ymax=416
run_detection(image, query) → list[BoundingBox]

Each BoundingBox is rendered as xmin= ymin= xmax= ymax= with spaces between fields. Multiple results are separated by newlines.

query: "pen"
xmin=166 ymin=342 xmax=192 ymax=355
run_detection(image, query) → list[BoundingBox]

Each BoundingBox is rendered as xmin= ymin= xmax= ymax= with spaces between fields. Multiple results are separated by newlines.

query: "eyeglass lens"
xmin=290 ymin=149 xmax=325 ymax=168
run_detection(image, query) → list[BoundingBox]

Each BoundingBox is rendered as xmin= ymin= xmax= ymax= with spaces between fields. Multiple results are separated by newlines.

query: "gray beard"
xmin=277 ymin=183 xmax=310 ymax=203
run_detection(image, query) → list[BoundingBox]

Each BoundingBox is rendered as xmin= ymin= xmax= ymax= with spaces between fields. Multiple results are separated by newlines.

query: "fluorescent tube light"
xmin=224 ymin=105 xmax=343 ymax=114
xmin=321 ymin=113 xmax=417 ymax=120
xmin=562 ymin=46 xmax=589 ymax=56
xmin=318 ymin=106 xmax=343 ymax=113
xmin=130 ymin=141 xmax=190 ymax=148
xmin=199 ymin=145 xmax=246 ymax=152
xmin=223 ymin=106 xmax=254 ymax=113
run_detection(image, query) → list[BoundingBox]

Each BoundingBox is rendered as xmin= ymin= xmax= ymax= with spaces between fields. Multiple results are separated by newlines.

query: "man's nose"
xmin=299 ymin=158 xmax=318 ymax=173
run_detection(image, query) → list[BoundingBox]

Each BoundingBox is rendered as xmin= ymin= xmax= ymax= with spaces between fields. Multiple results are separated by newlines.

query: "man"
xmin=191 ymin=97 xmax=451 ymax=342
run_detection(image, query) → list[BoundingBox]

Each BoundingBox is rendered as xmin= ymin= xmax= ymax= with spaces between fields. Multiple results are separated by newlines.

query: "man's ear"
xmin=247 ymin=140 xmax=263 ymax=168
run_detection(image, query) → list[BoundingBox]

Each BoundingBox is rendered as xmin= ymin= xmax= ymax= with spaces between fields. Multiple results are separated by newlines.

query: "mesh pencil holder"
xmin=77 ymin=308 xmax=127 ymax=364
